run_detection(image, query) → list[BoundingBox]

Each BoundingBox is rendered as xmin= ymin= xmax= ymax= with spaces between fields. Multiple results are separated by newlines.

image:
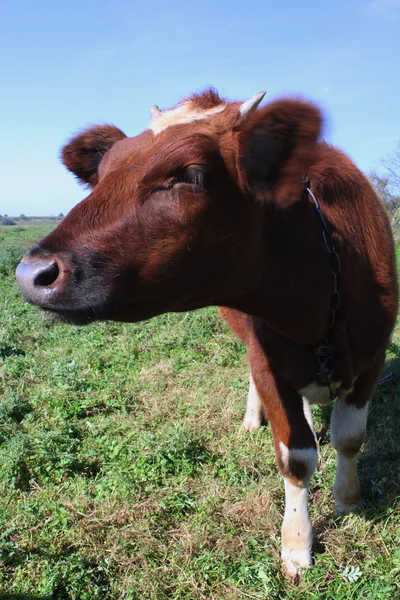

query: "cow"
xmin=16 ymin=88 xmax=398 ymax=578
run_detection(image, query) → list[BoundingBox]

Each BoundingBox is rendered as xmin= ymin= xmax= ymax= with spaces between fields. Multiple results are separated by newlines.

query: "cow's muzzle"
xmin=16 ymin=245 xmax=117 ymax=324
xmin=16 ymin=254 xmax=66 ymax=306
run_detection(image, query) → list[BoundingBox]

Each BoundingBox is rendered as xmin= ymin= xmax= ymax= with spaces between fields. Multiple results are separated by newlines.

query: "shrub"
xmin=0 ymin=217 xmax=16 ymax=226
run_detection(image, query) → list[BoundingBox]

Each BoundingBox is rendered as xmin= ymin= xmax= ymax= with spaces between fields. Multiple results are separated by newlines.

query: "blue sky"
xmin=1 ymin=0 xmax=399 ymax=216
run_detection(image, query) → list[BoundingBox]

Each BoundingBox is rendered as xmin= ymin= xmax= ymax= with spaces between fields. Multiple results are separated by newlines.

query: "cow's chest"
xmin=299 ymin=380 xmax=353 ymax=405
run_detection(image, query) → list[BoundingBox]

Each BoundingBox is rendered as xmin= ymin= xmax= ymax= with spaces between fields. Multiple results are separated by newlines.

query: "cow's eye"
xmin=173 ymin=165 xmax=212 ymax=191
xmin=145 ymin=165 xmax=212 ymax=200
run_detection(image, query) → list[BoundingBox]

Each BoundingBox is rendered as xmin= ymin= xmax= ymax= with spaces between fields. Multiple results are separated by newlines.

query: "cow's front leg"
xmin=330 ymin=396 xmax=367 ymax=512
xmin=251 ymin=367 xmax=318 ymax=577
xmin=330 ymin=358 xmax=383 ymax=513
xmin=280 ymin=440 xmax=317 ymax=577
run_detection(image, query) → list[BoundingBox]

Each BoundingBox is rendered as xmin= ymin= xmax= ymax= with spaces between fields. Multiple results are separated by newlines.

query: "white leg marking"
xmin=242 ymin=372 xmax=263 ymax=431
xmin=279 ymin=443 xmax=318 ymax=576
xmin=302 ymin=398 xmax=317 ymax=445
xmin=334 ymin=455 xmax=360 ymax=513
xmin=330 ymin=397 xmax=369 ymax=512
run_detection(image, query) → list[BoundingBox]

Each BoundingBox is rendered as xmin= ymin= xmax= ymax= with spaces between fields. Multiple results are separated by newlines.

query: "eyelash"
xmin=143 ymin=165 xmax=212 ymax=201
xmin=170 ymin=165 xmax=211 ymax=191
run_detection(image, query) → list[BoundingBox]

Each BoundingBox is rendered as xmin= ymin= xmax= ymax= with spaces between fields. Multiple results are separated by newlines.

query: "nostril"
xmin=33 ymin=261 xmax=60 ymax=287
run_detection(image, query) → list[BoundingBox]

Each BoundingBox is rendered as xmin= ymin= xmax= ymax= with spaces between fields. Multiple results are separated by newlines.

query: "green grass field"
xmin=0 ymin=225 xmax=399 ymax=599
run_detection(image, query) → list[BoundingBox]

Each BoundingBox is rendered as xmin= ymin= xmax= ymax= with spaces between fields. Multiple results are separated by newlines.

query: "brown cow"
xmin=16 ymin=89 xmax=398 ymax=577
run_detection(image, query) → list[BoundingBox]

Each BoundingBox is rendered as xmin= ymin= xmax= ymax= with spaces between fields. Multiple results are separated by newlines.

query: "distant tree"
xmin=20 ymin=214 xmax=29 ymax=220
xmin=381 ymin=141 xmax=400 ymax=193
xmin=369 ymin=141 xmax=400 ymax=219
xmin=0 ymin=217 xmax=16 ymax=226
xmin=368 ymin=171 xmax=400 ymax=215
xmin=58 ymin=213 xmax=64 ymax=218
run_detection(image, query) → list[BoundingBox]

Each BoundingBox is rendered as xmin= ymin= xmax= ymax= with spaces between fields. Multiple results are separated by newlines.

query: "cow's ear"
xmin=238 ymin=99 xmax=322 ymax=207
xmin=61 ymin=124 xmax=127 ymax=188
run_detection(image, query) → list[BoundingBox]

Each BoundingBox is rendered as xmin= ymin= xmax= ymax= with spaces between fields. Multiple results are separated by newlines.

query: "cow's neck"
xmin=234 ymin=197 xmax=333 ymax=345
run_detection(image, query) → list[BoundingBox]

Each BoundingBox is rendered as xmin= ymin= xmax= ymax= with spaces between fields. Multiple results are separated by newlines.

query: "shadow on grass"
xmin=0 ymin=346 xmax=26 ymax=359
xmin=358 ymin=363 xmax=400 ymax=517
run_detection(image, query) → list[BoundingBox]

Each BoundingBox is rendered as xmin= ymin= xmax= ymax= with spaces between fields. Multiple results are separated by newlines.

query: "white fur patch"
xmin=299 ymin=380 xmax=342 ymax=406
xmin=302 ymin=398 xmax=317 ymax=444
xmin=334 ymin=455 xmax=360 ymax=513
xmin=243 ymin=372 xmax=263 ymax=431
xmin=330 ymin=398 xmax=369 ymax=452
xmin=149 ymin=101 xmax=226 ymax=135
xmin=279 ymin=442 xmax=318 ymax=480
xmin=281 ymin=476 xmax=313 ymax=575
xmin=279 ymin=444 xmax=317 ymax=575
xmin=330 ymin=398 xmax=369 ymax=512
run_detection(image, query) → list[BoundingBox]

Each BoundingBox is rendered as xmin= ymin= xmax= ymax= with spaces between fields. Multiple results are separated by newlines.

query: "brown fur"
xmin=238 ymin=99 xmax=322 ymax=206
xmin=18 ymin=89 xmax=398 ymax=529
xmin=188 ymin=87 xmax=224 ymax=110
xmin=61 ymin=124 xmax=127 ymax=188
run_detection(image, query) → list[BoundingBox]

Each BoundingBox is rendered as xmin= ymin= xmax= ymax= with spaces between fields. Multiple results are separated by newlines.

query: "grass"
xmin=0 ymin=224 xmax=399 ymax=599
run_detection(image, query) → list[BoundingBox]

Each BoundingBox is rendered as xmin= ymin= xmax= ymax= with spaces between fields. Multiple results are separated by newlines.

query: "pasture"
xmin=0 ymin=224 xmax=399 ymax=599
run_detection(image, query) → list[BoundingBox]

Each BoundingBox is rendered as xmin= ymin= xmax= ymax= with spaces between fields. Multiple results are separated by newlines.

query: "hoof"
xmin=281 ymin=548 xmax=312 ymax=581
xmin=333 ymin=483 xmax=360 ymax=514
xmin=334 ymin=498 xmax=359 ymax=514
xmin=242 ymin=415 xmax=262 ymax=431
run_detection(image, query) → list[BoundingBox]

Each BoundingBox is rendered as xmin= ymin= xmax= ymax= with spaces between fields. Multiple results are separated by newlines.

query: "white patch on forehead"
xmin=149 ymin=101 xmax=226 ymax=135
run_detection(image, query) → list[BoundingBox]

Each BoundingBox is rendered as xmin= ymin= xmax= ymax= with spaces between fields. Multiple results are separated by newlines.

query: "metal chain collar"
xmin=303 ymin=181 xmax=394 ymax=392
xmin=303 ymin=178 xmax=341 ymax=386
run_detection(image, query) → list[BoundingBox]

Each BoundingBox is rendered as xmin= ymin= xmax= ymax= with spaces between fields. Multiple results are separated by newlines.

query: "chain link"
xmin=305 ymin=185 xmax=341 ymax=335
xmin=303 ymin=180 xmax=341 ymax=386
xmin=305 ymin=188 xmax=393 ymax=393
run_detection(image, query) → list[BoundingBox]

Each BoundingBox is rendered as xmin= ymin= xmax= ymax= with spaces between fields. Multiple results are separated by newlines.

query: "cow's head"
xmin=16 ymin=89 xmax=321 ymax=324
